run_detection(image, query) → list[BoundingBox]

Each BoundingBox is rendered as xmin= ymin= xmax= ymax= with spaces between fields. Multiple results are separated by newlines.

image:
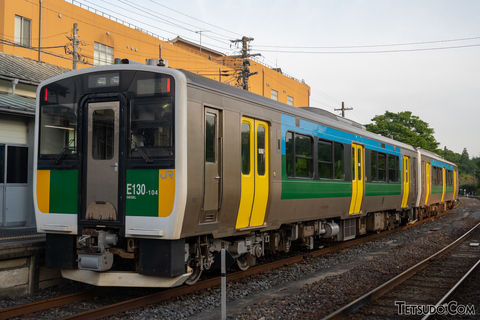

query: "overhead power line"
xmin=253 ymin=36 xmax=480 ymax=49
xmin=253 ymin=43 xmax=480 ymax=54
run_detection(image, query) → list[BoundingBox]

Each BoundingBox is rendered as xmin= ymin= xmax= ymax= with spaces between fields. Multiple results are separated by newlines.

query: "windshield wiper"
xmin=129 ymin=137 xmax=153 ymax=163
xmin=54 ymin=139 xmax=75 ymax=164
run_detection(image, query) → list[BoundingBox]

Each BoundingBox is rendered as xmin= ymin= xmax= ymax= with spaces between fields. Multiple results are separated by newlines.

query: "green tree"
xmin=365 ymin=111 xmax=439 ymax=152
xmin=441 ymin=147 xmax=461 ymax=164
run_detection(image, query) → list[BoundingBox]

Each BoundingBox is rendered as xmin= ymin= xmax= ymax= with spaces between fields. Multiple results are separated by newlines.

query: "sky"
xmin=74 ymin=0 xmax=480 ymax=157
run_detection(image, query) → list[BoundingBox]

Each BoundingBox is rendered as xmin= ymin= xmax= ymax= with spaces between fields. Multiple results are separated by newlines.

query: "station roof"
xmin=0 ymin=92 xmax=35 ymax=116
xmin=0 ymin=52 xmax=70 ymax=84
xmin=0 ymin=52 xmax=70 ymax=117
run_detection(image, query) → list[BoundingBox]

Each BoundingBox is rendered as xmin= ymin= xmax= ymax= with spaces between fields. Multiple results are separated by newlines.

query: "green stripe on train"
xmin=432 ymin=185 xmax=444 ymax=194
xmin=365 ymin=182 xmax=401 ymax=196
xmin=281 ymin=156 xmax=350 ymax=199
xmin=126 ymin=169 xmax=159 ymax=217
xmin=280 ymin=156 xmax=401 ymax=199
xmin=49 ymin=170 xmax=78 ymax=214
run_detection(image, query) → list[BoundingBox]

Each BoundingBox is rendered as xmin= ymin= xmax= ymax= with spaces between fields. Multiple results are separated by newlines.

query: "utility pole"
xmin=66 ymin=23 xmax=81 ymax=70
xmin=195 ymin=30 xmax=209 ymax=57
xmin=230 ymin=36 xmax=260 ymax=90
xmin=335 ymin=102 xmax=353 ymax=118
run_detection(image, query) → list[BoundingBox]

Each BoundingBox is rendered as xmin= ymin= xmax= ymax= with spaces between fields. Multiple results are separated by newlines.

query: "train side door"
xmin=454 ymin=169 xmax=457 ymax=199
xmin=204 ymin=108 xmax=222 ymax=211
xmin=85 ymin=101 xmax=119 ymax=221
xmin=349 ymin=143 xmax=364 ymax=214
xmin=425 ymin=162 xmax=431 ymax=205
xmin=236 ymin=117 xmax=269 ymax=228
xmin=441 ymin=167 xmax=446 ymax=202
xmin=401 ymin=156 xmax=410 ymax=207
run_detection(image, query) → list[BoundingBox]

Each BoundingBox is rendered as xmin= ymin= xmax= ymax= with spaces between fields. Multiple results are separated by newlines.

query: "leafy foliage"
xmin=365 ymin=111 xmax=439 ymax=152
xmin=366 ymin=110 xmax=480 ymax=195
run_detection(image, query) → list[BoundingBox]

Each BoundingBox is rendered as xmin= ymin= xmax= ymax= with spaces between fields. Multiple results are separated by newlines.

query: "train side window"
xmin=357 ymin=148 xmax=362 ymax=180
xmin=285 ymin=131 xmax=313 ymax=178
xmin=294 ymin=134 xmax=313 ymax=178
xmin=378 ymin=153 xmax=386 ymax=181
xmin=285 ymin=132 xmax=293 ymax=176
xmin=334 ymin=143 xmax=344 ymax=179
xmin=432 ymin=166 xmax=441 ymax=185
xmin=371 ymin=151 xmax=378 ymax=181
xmin=318 ymin=140 xmax=344 ymax=180
xmin=205 ymin=113 xmax=216 ymax=163
xmin=318 ymin=140 xmax=332 ymax=179
xmin=447 ymin=169 xmax=453 ymax=185
xmin=257 ymin=126 xmax=266 ymax=176
xmin=370 ymin=151 xmax=393 ymax=182
xmin=388 ymin=155 xmax=399 ymax=182
xmin=241 ymin=122 xmax=250 ymax=174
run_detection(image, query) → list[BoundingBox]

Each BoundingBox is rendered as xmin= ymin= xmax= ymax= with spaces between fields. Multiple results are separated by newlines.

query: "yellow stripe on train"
xmin=36 ymin=170 xmax=51 ymax=213
xmin=158 ymin=169 xmax=175 ymax=217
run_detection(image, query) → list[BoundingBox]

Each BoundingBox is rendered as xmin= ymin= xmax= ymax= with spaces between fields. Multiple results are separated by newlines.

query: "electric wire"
xmin=253 ymin=36 xmax=480 ymax=49
xmin=252 ymin=44 xmax=480 ymax=54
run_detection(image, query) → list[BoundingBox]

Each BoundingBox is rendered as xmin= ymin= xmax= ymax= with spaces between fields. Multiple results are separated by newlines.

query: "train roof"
xmin=418 ymin=148 xmax=456 ymax=166
xmin=179 ymin=69 xmax=420 ymax=153
xmin=37 ymin=64 xmax=456 ymax=167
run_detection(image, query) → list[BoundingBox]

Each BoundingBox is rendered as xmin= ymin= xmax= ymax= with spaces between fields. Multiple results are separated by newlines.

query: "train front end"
xmin=34 ymin=65 xmax=190 ymax=287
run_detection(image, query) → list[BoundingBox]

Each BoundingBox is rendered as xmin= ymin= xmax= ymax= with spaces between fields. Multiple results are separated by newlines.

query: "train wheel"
xmin=185 ymin=268 xmax=202 ymax=285
xmin=236 ymin=254 xmax=250 ymax=271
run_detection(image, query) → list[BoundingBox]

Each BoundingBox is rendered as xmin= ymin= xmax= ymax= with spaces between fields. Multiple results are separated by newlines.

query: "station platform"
xmin=0 ymin=227 xmax=45 ymax=246
xmin=0 ymin=227 xmax=62 ymax=298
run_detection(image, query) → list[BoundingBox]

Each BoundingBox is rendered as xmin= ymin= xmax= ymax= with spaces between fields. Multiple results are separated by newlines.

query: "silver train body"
xmin=34 ymin=62 xmax=458 ymax=287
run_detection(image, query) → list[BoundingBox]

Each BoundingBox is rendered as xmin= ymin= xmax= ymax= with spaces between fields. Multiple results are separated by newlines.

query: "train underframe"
xmin=179 ymin=200 xmax=457 ymax=285
xmin=60 ymin=200 xmax=456 ymax=287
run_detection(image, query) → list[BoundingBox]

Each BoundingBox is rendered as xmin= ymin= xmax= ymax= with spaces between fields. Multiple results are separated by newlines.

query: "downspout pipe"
xmin=12 ymin=79 xmax=19 ymax=95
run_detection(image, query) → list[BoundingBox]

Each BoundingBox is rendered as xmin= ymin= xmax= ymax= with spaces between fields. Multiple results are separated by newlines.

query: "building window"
xmin=271 ymin=89 xmax=278 ymax=101
xmin=14 ymin=15 xmax=31 ymax=47
xmin=287 ymin=96 xmax=294 ymax=106
xmin=94 ymin=42 xmax=114 ymax=66
xmin=0 ymin=145 xmax=4 ymax=183
xmin=2 ymin=145 xmax=28 ymax=184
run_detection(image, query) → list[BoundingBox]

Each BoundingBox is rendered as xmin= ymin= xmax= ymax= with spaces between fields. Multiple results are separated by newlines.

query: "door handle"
xmin=111 ymin=163 xmax=118 ymax=171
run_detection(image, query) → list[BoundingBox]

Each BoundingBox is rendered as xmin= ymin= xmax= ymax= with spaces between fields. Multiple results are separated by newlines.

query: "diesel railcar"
xmin=34 ymin=60 xmax=458 ymax=287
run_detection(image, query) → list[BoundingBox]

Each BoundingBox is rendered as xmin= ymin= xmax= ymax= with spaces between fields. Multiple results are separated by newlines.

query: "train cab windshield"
xmin=39 ymin=80 xmax=78 ymax=163
xmin=38 ymin=70 xmax=175 ymax=166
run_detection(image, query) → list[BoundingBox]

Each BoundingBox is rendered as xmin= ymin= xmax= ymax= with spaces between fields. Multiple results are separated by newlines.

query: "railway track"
xmin=323 ymin=220 xmax=480 ymax=320
xmin=0 ymin=208 xmax=456 ymax=320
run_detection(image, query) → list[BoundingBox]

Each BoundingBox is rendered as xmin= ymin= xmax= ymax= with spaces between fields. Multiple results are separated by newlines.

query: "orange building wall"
xmin=0 ymin=0 xmax=309 ymax=106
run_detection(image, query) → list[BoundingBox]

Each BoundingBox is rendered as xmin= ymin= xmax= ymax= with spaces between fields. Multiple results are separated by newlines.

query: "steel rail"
xmin=321 ymin=220 xmax=480 ymax=320
xmin=421 ymin=257 xmax=480 ymax=320
xmin=60 ymin=206 xmax=457 ymax=320
xmin=0 ymin=289 xmax=112 ymax=320
xmin=1 ymin=204 xmax=457 ymax=320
